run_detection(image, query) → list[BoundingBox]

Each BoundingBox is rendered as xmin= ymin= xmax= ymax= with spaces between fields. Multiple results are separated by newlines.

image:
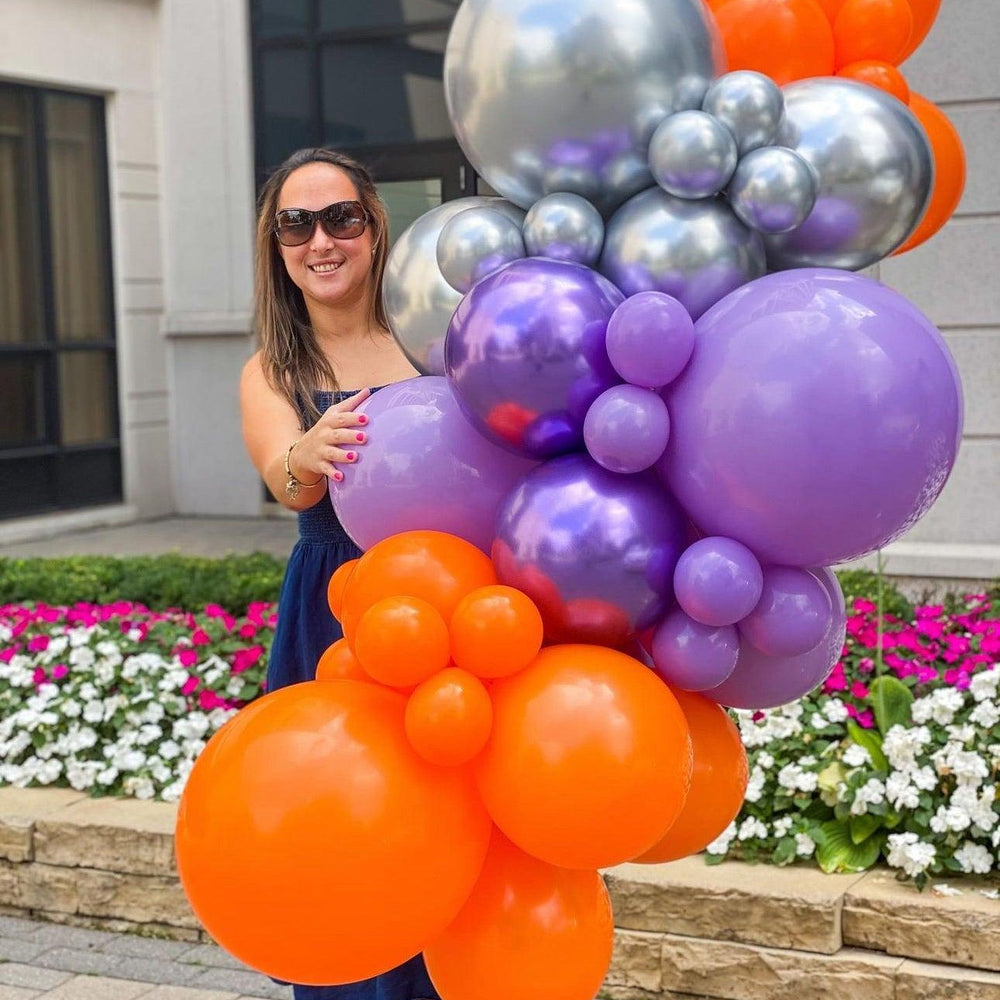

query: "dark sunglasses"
xmin=274 ymin=200 xmax=369 ymax=246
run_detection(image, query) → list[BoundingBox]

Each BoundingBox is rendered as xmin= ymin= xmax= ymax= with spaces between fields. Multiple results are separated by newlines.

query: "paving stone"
xmin=0 ymin=790 xmax=89 ymax=865
xmin=32 ymin=910 xmax=200 ymax=943
xmin=175 ymin=944 xmax=248 ymax=971
xmin=99 ymin=936 xmax=194 ymax=961
xmin=0 ymin=985 xmax=42 ymax=1000
xmin=111 ymin=957 xmax=201 ymax=988
xmin=33 ymin=946 xmax=125 ymax=977
xmin=188 ymin=970 xmax=289 ymax=1000
xmin=29 ymin=923 xmax=119 ymax=951
xmin=41 ymin=976 xmax=154 ymax=999
xmin=0 ymin=963 xmax=72 ymax=991
xmin=0 ymin=936 xmax=49 ymax=962
xmin=0 ymin=917 xmax=42 ymax=940
xmin=0 ymin=818 xmax=33 ymax=866
xmin=606 ymin=928 xmax=663 ymax=995
xmin=896 ymin=958 xmax=1000 ymax=1000
xmin=138 ymin=988 xmax=240 ymax=1000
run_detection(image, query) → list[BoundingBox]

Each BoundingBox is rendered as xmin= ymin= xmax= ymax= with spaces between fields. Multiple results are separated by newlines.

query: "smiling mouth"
xmin=310 ymin=261 xmax=343 ymax=273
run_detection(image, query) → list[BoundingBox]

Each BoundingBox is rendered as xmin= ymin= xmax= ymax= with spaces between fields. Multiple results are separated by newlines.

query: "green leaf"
xmin=868 ymin=676 xmax=914 ymax=735
xmin=703 ymin=853 xmax=726 ymax=866
xmin=846 ymin=719 xmax=889 ymax=771
xmin=772 ymin=837 xmax=797 ymax=866
xmin=815 ymin=820 xmax=882 ymax=874
xmin=850 ymin=812 xmax=884 ymax=845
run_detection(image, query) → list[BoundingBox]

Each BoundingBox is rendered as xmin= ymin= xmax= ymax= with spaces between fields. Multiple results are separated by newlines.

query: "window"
xmin=0 ymin=83 xmax=120 ymax=519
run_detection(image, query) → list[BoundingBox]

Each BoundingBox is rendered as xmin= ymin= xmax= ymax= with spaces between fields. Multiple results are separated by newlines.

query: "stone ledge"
xmin=896 ymin=959 xmax=1000 ymax=1000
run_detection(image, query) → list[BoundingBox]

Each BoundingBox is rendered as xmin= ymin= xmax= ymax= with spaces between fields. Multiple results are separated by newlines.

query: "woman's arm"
xmin=239 ymin=352 xmax=369 ymax=512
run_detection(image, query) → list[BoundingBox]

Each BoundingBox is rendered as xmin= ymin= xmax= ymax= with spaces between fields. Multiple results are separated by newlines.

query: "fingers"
xmin=329 ymin=387 xmax=371 ymax=414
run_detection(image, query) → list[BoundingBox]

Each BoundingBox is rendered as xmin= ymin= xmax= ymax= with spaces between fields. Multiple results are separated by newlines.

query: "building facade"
xmin=0 ymin=0 xmax=997 ymax=583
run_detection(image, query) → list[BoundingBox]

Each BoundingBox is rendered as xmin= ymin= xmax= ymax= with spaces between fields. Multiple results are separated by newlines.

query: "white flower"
xmin=173 ymin=714 xmax=209 ymax=741
xmin=970 ymin=701 xmax=1000 ymax=730
xmin=96 ymin=766 xmax=119 ymax=786
xmin=954 ymin=842 xmax=993 ymax=875
xmin=141 ymin=702 xmax=166 ymax=724
xmin=822 ymin=698 xmax=849 ymax=724
xmin=951 ymin=786 xmax=997 ymax=832
xmin=795 ymin=832 xmax=816 ymax=857
xmin=67 ymin=627 xmax=92 ymax=648
xmin=930 ymin=805 xmax=972 ymax=834
xmin=970 ymin=669 xmax=1000 ymax=703
xmin=123 ymin=776 xmax=155 ymax=800
xmin=705 ymin=821 xmax=736 ymax=856
xmin=158 ymin=740 xmax=181 ymax=761
xmin=68 ymin=646 xmax=95 ymax=668
xmin=65 ymin=759 xmax=101 ymax=791
xmin=886 ymin=832 xmax=936 ymax=878
xmin=912 ymin=765 xmax=938 ymax=791
xmin=737 ymin=816 xmax=769 ymax=841
xmin=136 ymin=724 xmax=162 ymax=746
xmin=61 ymin=700 xmax=82 ymax=719
xmin=843 ymin=744 xmax=871 ymax=768
xmin=82 ymin=701 xmax=104 ymax=724
xmin=773 ymin=816 xmax=793 ymax=837
xmin=777 ymin=762 xmax=818 ymax=794
xmin=851 ymin=778 xmax=886 ymax=815
xmin=881 ymin=724 xmax=933 ymax=772
xmin=886 ymin=771 xmax=920 ymax=810
xmin=757 ymin=751 xmax=774 ymax=770
xmin=934 ymin=745 xmax=989 ymax=787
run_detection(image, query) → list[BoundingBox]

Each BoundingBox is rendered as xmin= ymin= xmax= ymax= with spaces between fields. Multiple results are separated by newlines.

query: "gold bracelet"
xmin=283 ymin=440 xmax=325 ymax=500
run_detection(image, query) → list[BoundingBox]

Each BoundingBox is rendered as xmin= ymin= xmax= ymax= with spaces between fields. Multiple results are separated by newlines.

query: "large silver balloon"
xmin=599 ymin=187 xmax=767 ymax=320
xmin=383 ymin=197 xmax=524 ymax=374
xmin=436 ymin=207 xmax=527 ymax=294
xmin=727 ymin=146 xmax=817 ymax=234
xmin=648 ymin=110 xmax=738 ymax=199
xmin=765 ymin=78 xmax=933 ymax=271
xmin=702 ymin=71 xmax=785 ymax=156
xmin=444 ymin=0 xmax=724 ymax=215
xmin=522 ymin=193 xmax=605 ymax=266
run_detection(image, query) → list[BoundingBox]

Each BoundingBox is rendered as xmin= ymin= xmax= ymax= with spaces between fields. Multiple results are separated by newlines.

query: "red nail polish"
xmin=333 ymin=471 xmax=344 ymax=482
xmin=346 ymin=452 xmax=356 ymax=461
xmin=358 ymin=415 xmax=368 ymax=425
xmin=356 ymin=433 xmax=365 ymax=442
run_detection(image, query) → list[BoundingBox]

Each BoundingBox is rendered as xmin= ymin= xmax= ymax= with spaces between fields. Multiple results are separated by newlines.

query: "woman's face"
xmin=276 ymin=162 xmax=376 ymax=313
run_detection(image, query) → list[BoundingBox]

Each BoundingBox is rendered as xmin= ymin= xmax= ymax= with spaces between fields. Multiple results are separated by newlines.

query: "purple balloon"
xmin=673 ymin=536 xmax=764 ymax=627
xmin=331 ymin=377 xmax=536 ymax=552
xmin=492 ymin=454 xmax=688 ymax=647
xmin=583 ymin=385 xmax=671 ymax=474
xmin=661 ymin=269 xmax=963 ymax=566
xmin=709 ymin=567 xmax=847 ymax=710
xmin=446 ymin=257 xmax=623 ymax=459
xmin=738 ymin=565 xmax=833 ymax=657
xmin=606 ymin=291 xmax=695 ymax=388
xmin=651 ymin=608 xmax=740 ymax=692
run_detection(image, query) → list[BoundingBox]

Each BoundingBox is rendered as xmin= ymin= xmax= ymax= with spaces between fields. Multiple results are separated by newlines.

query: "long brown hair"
xmin=254 ymin=147 xmax=390 ymax=423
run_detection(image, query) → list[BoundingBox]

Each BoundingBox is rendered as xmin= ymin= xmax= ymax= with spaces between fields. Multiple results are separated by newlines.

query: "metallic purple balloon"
xmin=651 ymin=608 xmax=740 ymax=692
xmin=738 ymin=565 xmax=832 ymax=657
xmin=583 ymin=384 xmax=670 ymax=474
xmin=660 ymin=269 xmax=963 ymax=567
xmin=445 ymin=257 xmax=623 ymax=458
xmin=605 ymin=291 xmax=695 ymax=389
xmin=492 ymin=454 xmax=688 ymax=647
xmin=330 ymin=377 xmax=536 ymax=553
xmin=673 ymin=536 xmax=764 ymax=627
xmin=709 ymin=567 xmax=847 ymax=710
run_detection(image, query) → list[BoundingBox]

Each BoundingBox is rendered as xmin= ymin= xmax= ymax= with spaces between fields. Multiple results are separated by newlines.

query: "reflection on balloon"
xmin=672 ymin=536 xmax=764 ymax=628
xmin=651 ymin=608 xmax=740 ymax=692
xmin=354 ymin=596 xmax=451 ymax=689
xmin=738 ymin=566 xmax=833 ymax=657
xmin=648 ymin=110 xmax=738 ymax=199
xmin=436 ymin=207 xmax=526 ymax=294
xmin=832 ymin=0 xmax=913 ymax=68
xmin=315 ymin=638 xmax=367 ymax=683
xmin=405 ymin=667 xmax=493 ymax=767
xmin=450 ymin=585 xmax=545 ymax=680
xmin=522 ymin=192 xmax=605 ymax=266
xmin=583 ymin=385 xmax=671 ymax=474
xmin=605 ymin=291 xmax=695 ymax=389
xmin=702 ymin=70 xmax=785 ymax=155
xmin=727 ymin=146 xmax=818 ymax=235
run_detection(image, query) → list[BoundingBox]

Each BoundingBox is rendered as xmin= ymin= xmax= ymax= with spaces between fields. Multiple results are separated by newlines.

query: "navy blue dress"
xmin=266 ymin=389 xmax=440 ymax=1000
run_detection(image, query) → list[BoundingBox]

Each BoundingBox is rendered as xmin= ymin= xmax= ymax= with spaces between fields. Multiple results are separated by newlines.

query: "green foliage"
xmin=846 ymin=719 xmax=888 ymax=771
xmin=835 ymin=568 xmax=913 ymax=620
xmin=815 ymin=819 xmax=883 ymax=873
xmin=869 ymin=675 xmax=915 ymax=735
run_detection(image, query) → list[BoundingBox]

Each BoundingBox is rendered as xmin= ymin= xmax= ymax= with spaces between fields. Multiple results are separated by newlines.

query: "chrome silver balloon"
xmin=702 ymin=71 xmax=785 ymax=156
xmin=599 ymin=187 xmax=767 ymax=320
xmin=727 ymin=146 xmax=818 ymax=234
xmin=436 ymin=207 xmax=527 ymax=294
xmin=444 ymin=0 xmax=724 ymax=214
xmin=522 ymin=192 xmax=605 ymax=266
xmin=765 ymin=78 xmax=934 ymax=271
xmin=648 ymin=110 xmax=739 ymax=199
xmin=383 ymin=196 xmax=525 ymax=374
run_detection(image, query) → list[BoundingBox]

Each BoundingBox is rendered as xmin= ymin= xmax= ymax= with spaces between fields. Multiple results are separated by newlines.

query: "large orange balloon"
xmin=354 ymin=595 xmax=451 ymax=688
xmin=476 ymin=644 xmax=692 ymax=869
xmin=899 ymin=0 xmax=941 ymax=61
xmin=895 ymin=92 xmax=966 ymax=254
xmin=340 ymin=531 xmax=496 ymax=641
xmin=406 ymin=667 xmax=494 ymax=767
xmin=632 ymin=689 xmax=748 ymax=863
xmin=812 ymin=0 xmax=847 ymax=21
xmin=424 ymin=831 xmax=614 ymax=1000
xmin=833 ymin=0 xmax=913 ymax=68
xmin=450 ymin=585 xmax=544 ymax=679
xmin=712 ymin=0 xmax=836 ymax=85
xmin=837 ymin=59 xmax=910 ymax=103
xmin=327 ymin=558 xmax=359 ymax=620
xmin=176 ymin=680 xmax=491 ymax=985
xmin=315 ymin=638 xmax=367 ymax=682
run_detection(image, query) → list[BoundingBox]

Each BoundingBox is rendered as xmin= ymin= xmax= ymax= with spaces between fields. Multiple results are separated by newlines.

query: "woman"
xmin=239 ymin=147 xmax=434 ymax=1000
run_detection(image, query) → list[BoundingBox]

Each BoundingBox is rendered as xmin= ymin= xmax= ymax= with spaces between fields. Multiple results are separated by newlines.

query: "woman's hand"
xmin=288 ymin=388 xmax=371 ymax=484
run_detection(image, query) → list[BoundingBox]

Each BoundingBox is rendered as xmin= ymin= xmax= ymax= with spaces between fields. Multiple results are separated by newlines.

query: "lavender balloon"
xmin=661 ymin=269 xmax=963 ymax=567
xmin=493 ymin=454 xmax=688 ymax=647
xmin=331 ymin=377 xmax=536 ymax=553
xmin=605 ymin=292 xmax=695 ymax=389
xmin=738 ymin=565 xmax=833 ymax=657
xmin=710 ymin=568 xmax=846 ymax=710
xmin=583 ymin=385 xmax=670 ymax=474
xmin=651 ymin=608 xmax=740 ymax=692
xmin=446 ymin=257 xmax=622 ymax=459
xmin=673 ymin=536 xmax=764 ymax=628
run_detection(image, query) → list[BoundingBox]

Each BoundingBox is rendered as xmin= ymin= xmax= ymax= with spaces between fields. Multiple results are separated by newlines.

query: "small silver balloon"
xmin=444 ymin=0 xmax=724 ymax=214
xmin=436 ymin=207 xmax=527 ymax=294
xmin=765 ymin=78 xmax=933 ymax=271
xmin=599 ymin=187 xmax=766 ymax=320
xmin=648 ymin=110 xmax=738 ymax=199
xmin=728 ymin=147 xmax=818 ymax=235
xmin=383 ymin=197 xmax=524 ymax=374
xmin=522 ymin=192 xmax=605 ymax=266
xmin=702 ymin=71 xmax=785 ymax=156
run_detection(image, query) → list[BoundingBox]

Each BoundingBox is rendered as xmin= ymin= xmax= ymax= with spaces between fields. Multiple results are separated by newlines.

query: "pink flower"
xmin=181 ymin=676 xmax=199 ymax=696
xmin=204 ymin=604 xmax=226 ymax=618
xmin=239 ymin=623 xmax=258 ymax=640
xmin=851 ymin=680 xmax=869 ymax=699
xmin=27 ymin=635 xmax=49 ymax=652
xmin=231 ymin=646 xmax=264 ymax=674
xmin=32 ymin=667 xmax=47 ymax=685
xmin=915 ymin=604 xmax=944 ymax=620
xmin=199 ymin=689 xmax=224 ymax=711
xmin=0 ymin=646 xmax=20 ymax=663
xmin=854 ymin=599 xmax=876 ymax=613
xmin=191 ymin=628 xmax=211 ymax=646
xmin=51 ymin=664 xmax=69 ymax=681
xmin=857 ymin=657 xmax=875 ymax=674
xmin=846 ymin=704 xmax=876 ymax=728
xmin=178 ymin=649 xmax=198 ymax=667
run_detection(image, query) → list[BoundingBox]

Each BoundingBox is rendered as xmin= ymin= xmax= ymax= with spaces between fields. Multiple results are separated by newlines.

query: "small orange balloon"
xmin=833 ymin=0 xmax=914 ymax=68
xmin=327 ymin=559 xmax=359 ymax=621
xmin=898 ymin=0 xmax=941 ymax=61
xmin=837 ymin=59 xmax=910 ymax=103
xmin=713 ymin=0 xmax=836 ymax=85
xmin=315 ymin=638 xmax=368 ymax=682
xmin=354 ymin=595 xmax=451 ymax=688
xmin=477 ymin=644 xmax=692 ymax=869
xmin=450 ymin=585 xmax=544 ymax=679
xmin=894 ymin=92 xmax=966 ymax=254
xmin=341 ymin=531 xmax=496 ymax=642
xmin=424 ymin=830 xmax=614 ymax=1000
xmin=813 ymin=0 xmax=847 ymax=22
xmin=405 ymin=667 xmax=493 ymax=766
xmin=632 ymin=688 xmax=748 ymax=863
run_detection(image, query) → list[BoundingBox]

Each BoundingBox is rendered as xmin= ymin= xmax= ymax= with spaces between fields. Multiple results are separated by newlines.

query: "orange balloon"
xmin=632 ymin=689 xmax=748 ymax=863
xmin=450 ymin=585 xmax=544 ymax=679
xmin=424 ymin=831 xmax=614 ymax=1000
xmin=712 ymin=0 xmax=835 ymax=85
xmin=476 ymin=644 xmax=692 ymax=869
xmin=327 ymin=558 xmax=359 ymax=621
xmin=894 ymin=92 xmax=966 ymax=254
xmin=837 ymin=59 xmax=910 ymax=103
xmin=899 ymin=0 xmax=941 ymax=61
xmin=341 ymin=530 xmax=496 ymax=642
xmin=833 ymin=0 xmax=914 ymax=68
xmin=813 ymin=0 xmax=847 ymax=21
xmin=315 ymin=637 xmax=367 ymax=682
xmin=405 ymin=667 xmax=494 ymax=766
xmin=354 ymin=595 xmax=451 ymax=688
xmin=175 ymin=680 xmax=491 ymax=985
